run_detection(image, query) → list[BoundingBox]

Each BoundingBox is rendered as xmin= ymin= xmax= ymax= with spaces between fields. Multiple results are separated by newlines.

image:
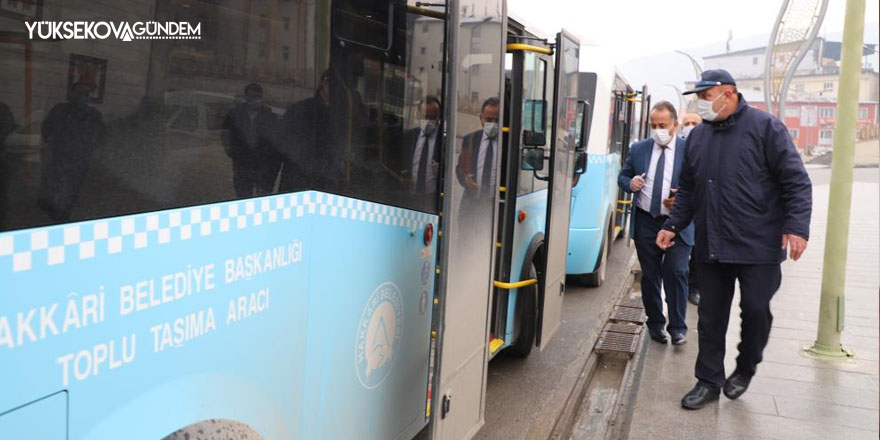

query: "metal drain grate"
xmin=595 ymin=330 xmax=640 ymax=356
xmin=603 ymin=322 xmax=643 ymax=335
xmin=618 ymin=298 xmax=644 ymax=309
xmin=610 ymin=305 xmax=645 ymax=324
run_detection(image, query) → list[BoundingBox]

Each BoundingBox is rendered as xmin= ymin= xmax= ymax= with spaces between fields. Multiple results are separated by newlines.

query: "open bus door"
xmin=535 ymin=30 xmax=580 ymax=348
xmin=429 ymin=1 xmax=506 ymax=438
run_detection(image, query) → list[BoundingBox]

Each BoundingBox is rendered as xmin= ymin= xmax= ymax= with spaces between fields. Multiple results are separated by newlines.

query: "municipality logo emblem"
xmin=355 ymin=282 xmax=404 ymax=389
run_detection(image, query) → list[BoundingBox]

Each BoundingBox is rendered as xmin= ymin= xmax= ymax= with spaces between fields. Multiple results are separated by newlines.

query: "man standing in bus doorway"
xmin=618 ymin=101 xmax=693 ymax=347
xmin=679 ymin=111 xmax=703 ymax=306
xmin=456 ymin=97 xmax=500 ymax=216
xmin=657 ymin=70 xmax=811 ymax=410
xmin=401 ymin=95 xmax=442 ymax=195
xmin=221 ymin=83 xmax=281 ymax=198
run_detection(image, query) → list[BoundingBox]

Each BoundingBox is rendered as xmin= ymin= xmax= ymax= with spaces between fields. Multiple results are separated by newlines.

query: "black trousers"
xmin=694 ymin=262 xmax=782 ymax=390
xmin=633 ymin=210 xmax=690 ymax=335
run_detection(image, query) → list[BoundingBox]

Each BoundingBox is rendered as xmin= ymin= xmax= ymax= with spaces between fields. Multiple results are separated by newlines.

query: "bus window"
xmin=0 ymin=0 xmax=445 ymax=234
xmin=0 ymin=1 xmax=320 ymax=232
xmin=518 ymin=53 xmax=548 ymax=196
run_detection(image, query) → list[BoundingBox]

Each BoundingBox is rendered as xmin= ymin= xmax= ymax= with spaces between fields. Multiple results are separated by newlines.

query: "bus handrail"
xmin=493 ymin=279 xmax=539 ymax=289
xmin=506 ymin=43 xmax=552 ymax=55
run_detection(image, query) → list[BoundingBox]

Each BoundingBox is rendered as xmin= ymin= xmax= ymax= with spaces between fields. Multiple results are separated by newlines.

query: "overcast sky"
xmin=507 ymin=0 xmax=879 ymax=114
xmin=508 ymin=0 xmax=879 ymax=64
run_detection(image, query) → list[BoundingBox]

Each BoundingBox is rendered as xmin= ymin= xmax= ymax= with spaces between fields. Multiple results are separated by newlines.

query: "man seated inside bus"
xmin=398 ymin=95 xmax=442 ymax=196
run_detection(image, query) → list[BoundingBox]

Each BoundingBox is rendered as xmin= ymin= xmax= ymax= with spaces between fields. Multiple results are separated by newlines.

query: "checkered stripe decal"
xmin=0 ymin=191 xmax=435 ymax=273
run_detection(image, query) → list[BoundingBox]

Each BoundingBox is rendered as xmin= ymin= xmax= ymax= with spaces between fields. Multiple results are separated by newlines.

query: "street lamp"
xmin=675 ymin=50 xmax=703 ymax=80
xmin=664 ymin=84 xmax=686 ymax=118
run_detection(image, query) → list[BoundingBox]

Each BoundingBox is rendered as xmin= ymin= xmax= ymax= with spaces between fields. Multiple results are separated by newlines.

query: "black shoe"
xmin=688 ymin=290 xmax=700 ymax=306
xmin=681 ymin=383 xmax=720 ymax=410
xmin=723 ymin=372 xmax=752 ymax=400
xmin=671 ymin=333 xmax=687 ymax=345
xmin=648 ymin=329 xmax=668 ymax=344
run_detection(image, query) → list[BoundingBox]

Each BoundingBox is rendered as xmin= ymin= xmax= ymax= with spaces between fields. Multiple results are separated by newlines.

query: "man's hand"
xmin=630 ymin=173 xmax=646 ymax=192
xmin=656 ymin=229 xmax=676 ymax=250
xmin=662 ymin=196 xmax=675 ymax=209
xmin=782 ymin=234 xmax=808 ymax=261
xmin=464 ymin=174 xmax=479 ymax=190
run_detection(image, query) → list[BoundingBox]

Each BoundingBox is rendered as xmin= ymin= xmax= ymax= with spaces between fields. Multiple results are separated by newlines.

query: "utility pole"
xmin=805 ymin=0 xmax=865 ymax=359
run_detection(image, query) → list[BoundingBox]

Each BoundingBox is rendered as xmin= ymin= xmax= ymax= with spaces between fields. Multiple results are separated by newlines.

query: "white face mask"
xmin=420 ymin=119 xmax=438 ymax=135
xmin=651 ymin=127 xmax=673 ymax=146
xmin=696 ymin=92 xmax=726 ymax=122
xmin=681 ymin=125 xmax=696 ymax=138
xmin=483 ymin=122 xmax=499 ymax=139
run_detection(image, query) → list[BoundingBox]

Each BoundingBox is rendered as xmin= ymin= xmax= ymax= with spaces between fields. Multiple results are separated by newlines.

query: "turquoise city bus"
xmin=0 ymin=1 xmax=582 ymax=439
xmin=566 ymin=49 xmax=647 ymax=286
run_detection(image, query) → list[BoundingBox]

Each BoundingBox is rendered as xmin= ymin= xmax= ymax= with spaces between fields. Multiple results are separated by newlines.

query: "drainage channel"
xmin=558 ymin=279 xmax=648 ymax=440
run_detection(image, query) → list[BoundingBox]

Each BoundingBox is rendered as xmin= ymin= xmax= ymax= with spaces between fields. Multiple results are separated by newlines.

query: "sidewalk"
xmin=626 ymin=166 xmax=879 ymax=440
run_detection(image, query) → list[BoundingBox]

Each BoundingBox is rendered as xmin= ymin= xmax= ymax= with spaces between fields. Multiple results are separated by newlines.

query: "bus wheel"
xmin=508 ymin=262 xmax=538 ymax=358
xmin=162 ymin=419 xmax=263 ymax=440
xmin=583 ymin=221 xmax=611 ymax=287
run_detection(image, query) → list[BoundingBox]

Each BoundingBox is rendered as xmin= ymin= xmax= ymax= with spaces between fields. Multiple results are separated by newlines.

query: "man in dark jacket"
xmin=221 ymin=83 xmax=280 ymax=198
xmin=657 ymin=70 xmax=812 ymax=410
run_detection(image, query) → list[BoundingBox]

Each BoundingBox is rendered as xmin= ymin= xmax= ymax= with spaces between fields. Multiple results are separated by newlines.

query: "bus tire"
xmin=582 ymin=218 xmax=612 ymax=287
xmin=162 ymin=419 xmax=263 ymax=440
xmin=507 ymin=261 xmax=538 ymax=358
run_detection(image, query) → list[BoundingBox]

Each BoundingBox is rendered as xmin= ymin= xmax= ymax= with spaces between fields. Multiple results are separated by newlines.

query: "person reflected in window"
xmin=400 ymin=95 xmax=442 ymax=195
xmin=0 ymin=101 xmax=14 ymax=228
xmin=221 ymin=83 xmax=281 ymax=198
xmin=38 ymin=80 xmax=106 ymax=222
xmin=277 ymin=71 xmax=332 ymax=192
xmin=456 ymin=97 xmax=500 ymax=206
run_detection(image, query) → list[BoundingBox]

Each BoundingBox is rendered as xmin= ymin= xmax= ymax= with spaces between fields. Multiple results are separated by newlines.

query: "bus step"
xmin=489 ymin=338 xmax=505 ymax=354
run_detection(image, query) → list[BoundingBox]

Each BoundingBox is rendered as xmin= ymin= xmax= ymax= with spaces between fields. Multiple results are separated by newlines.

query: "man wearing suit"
xmin=456 ymin=97 xmax=500 ymax=211
xmin=618 ymin=101 xmax=693 ymax=346
xmin=400 ymin=95 xmax=442 ymax=195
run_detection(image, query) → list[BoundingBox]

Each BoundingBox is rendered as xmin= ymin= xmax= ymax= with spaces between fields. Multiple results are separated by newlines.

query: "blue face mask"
xmin=247 ymin=99 xmax=263 ymax=108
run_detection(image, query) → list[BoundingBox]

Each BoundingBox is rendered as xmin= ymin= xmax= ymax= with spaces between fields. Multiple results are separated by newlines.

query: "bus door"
xmin=535 ymin=30 xmax=580 ymax=349
xmin=429 ymin=1 xmax=505 ymax=438
xmin=486 ymin=33 xmax=553 ymax=358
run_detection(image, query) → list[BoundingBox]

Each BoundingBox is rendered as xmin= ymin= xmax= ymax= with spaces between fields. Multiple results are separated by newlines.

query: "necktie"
xmin=650 ymin=146 xmax=667 ymax=217
xmin=482 ymin=139 xmax=494 ymax=190
xmin=416 ymin=133 xmax=430 ymax=193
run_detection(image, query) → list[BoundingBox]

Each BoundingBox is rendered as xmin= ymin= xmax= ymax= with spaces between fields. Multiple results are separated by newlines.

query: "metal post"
xmin=805 ymin=0 xmax=865 ymax=359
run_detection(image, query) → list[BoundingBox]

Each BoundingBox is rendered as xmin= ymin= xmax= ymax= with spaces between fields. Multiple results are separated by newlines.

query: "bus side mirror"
xmin=521 ymin=147 xmax=545 ymax=171
xmin=574 ymin=151 xmax=587 ymax=175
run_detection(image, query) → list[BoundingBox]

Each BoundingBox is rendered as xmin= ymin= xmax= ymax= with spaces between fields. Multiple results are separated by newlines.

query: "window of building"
xmin=785 ymin=107 xmax=799 ymax=118
xmin=283 ymin=17 xmax=291 ymax=30
xmin=795 ymin=84 xmax=805 ymax=92
xmin=789 ymin=129 xmax=799 ymax=139
xmin=859 ymin=108 xmax=868 ymax=120
xmin=824 ymin=82 xmax=833 ymax=91
xmin=752 ymin=56 xmax=758 ymax=65
xmin=820 ymin=107 xmax=835 ymax=118
xmin=820 ymin=130 xmax=833 ymax=139
xmin=420 ymin=46 xmax=426 ymax=55
xmin=282 ymin=46 xmax=290 ymax=61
